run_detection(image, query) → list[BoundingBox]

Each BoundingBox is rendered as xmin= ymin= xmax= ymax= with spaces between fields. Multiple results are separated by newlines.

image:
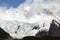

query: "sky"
xmin=0 ymin=0 xmax=59 ymax=9
xmin=0 ymin=0 xmax=26 ymax=8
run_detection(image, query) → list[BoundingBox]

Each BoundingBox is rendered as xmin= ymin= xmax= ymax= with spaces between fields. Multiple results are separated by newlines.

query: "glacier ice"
xmin=0 ymin=20 xmax=39 ymax=39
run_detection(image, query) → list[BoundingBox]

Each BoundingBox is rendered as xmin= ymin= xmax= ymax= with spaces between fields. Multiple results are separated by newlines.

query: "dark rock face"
xmin=0 ymin=28 xmax=14 ymax=40
xmin=36 ymin=20 xmax=60 ymax=37
xmin=48 ymin=20 xmax=60 ymax=36
xmin=36 ymin=31 xmax=48 ymax=37
xmin=0 ymin=28 xmax=9 ymax=39
xmin=32 ymin=25 xmax=40 ymax=30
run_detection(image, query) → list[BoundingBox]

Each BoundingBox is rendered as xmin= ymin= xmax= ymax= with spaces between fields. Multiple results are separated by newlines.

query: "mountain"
xmin=0 ymin=20 xmax=60 ymax=39
xmin=48 ymin=20 xmax=60 ymax=36
xmin=36 ymin=19 xmax=60 ymax=37
xmin=0 ymin=0 xmax=60 ymax=40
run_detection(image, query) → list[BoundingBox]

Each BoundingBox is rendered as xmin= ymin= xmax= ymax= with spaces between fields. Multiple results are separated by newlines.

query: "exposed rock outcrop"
xmin=0 ymin=28 xmax=10 ymax=39
xmin=48 ymin=20 xmax=60 ymax=36
xmin=0 ymin=27 xmax=14 ymax=40
xmin=36 ymin=20 xmax=60 ymax=37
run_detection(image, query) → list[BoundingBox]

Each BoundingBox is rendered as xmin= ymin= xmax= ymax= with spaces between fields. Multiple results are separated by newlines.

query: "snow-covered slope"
xmin=0 ymin=19 xmax=40 ymax=39
xmin=0 ymin=0 xmax=60 ymax=39
xmin=0 ymin=19 xmax=51 ymax=39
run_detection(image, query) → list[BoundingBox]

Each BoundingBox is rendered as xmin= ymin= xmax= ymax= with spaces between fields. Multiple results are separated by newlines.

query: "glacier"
xmin=0 ymin=0 xmax=60 ymax=39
